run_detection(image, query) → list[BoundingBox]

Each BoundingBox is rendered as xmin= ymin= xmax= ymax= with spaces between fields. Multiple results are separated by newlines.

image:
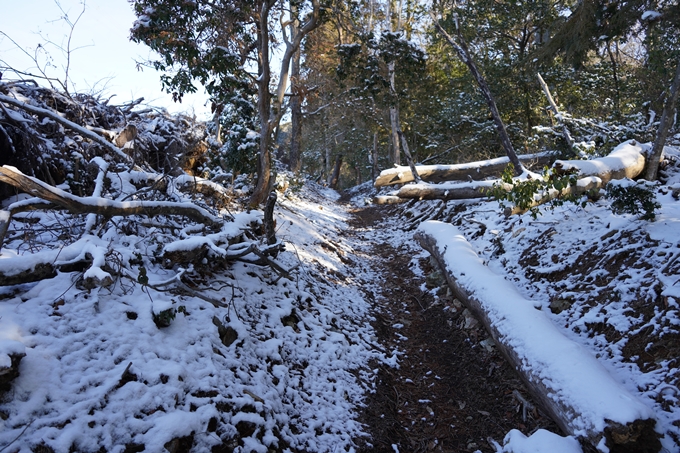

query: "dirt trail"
xmin=346 ymin=205 xmax=560 ymax=453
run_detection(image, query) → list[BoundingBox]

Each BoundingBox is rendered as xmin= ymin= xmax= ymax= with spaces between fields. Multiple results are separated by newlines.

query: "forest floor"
xmin=341 ymin=201 xmax=560 ymax=453
xmin=335 ymin=169 xmax=680 ymax=453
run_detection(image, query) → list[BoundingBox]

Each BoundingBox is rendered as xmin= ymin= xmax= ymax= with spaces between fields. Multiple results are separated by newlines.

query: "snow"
xmin=416 ymin=221 xmax=654 ymax=437
xmin=554 ymin=140 xmax=647 ymax=177
xmin=1 ymin=137 xmax=679 ymax=451
xmin=499 ymin=429 xmax=582 ymax=453
xmin=642 ymin=10 xmax=662 ymax=20
xmin=0 ymin=183 xmax=380 ymax=452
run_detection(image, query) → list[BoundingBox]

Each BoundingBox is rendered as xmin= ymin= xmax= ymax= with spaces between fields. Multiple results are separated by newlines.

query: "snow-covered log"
xmin=553 ymin=141 xmax=647 ymax=184
xmin=506 ymin=176 xmax=603 ymax=216
xmin=507 ymin=141 xmax=650 ymax=215
xmin=415 ymin=221 xmax=661 ymax=453
xmin=373 ymin=195 xmax=410 ymax=205
xmin=395 ymin=180 xmax=504 ymax=200
xmin=392 ymin=142 xmax=649 ymax=209
xmin=374 ymin=152 xmax=556 ymax=187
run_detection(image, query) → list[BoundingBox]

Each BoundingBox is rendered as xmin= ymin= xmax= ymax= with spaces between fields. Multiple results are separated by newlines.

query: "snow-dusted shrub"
xmin=605 ymin=179 xmax=661 ymax=221
xmin=490 ymin=164 xmax=582 ymax=219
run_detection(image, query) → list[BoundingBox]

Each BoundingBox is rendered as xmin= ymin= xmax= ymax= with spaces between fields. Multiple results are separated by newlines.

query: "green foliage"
xmin=130 ymin=0 xmax=253 ymax=103
xmin=137 ymin=265 xmax=149 ymax=285
xmin=490 ymin=164 xmax=582 ymax=218
xmin=605 ymin=180 xmax=661 ymax=221
xmin=153 ymin=307 xmax=176 ymax=328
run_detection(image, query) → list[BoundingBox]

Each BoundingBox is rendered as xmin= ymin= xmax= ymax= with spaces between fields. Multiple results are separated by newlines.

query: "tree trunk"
xmin=263 ymin=190 xmax=278 ymax=254
xmin=329 ymin=154 xmax=343 ymax=189
xmin=416 ymin=222 xmax=661 ymax=453
xmin=646 ymin=58 xmax=680 ymax=181
xmin=396 ymin=181 xmax=496 ymax=200
xmin=371 ymin=131 xmax=380 ymax=182
xmin=0 ymin=166 xmax=223 ymax=230
xmin=388 ymin=61 xmax=401 ymax=166
xmin=251 ymin=0 xmax=320 ymax=205
xmin=375 ymin=152 xmax=556 ymax=187
xmin=537 ymin=73 xmax=575 ymax=155
xmin=249 ymin=2 xmax=275 ymax=207
xmin=289 ymin=47 xmax=303 ymax=173
xmin=397 ymin=130 xmax=421 ymax=183
xmin=431 ymin=15 xmax=523 ymax=175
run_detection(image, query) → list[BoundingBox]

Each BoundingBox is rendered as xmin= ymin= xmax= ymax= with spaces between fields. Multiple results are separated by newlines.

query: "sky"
xmin=0 ymin=0 xmax=211 ymax=118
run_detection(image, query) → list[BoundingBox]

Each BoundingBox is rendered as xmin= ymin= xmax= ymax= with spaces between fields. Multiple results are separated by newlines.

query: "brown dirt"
xmin=347 ymin=205 xmax=561 ymax=453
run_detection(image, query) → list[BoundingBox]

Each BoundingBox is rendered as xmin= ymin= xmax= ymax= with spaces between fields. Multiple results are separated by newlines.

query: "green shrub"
xmin=605 ymin=180 xmax=660 ymax=221
xmin=489 ymin=164 xmax=581 ymax=218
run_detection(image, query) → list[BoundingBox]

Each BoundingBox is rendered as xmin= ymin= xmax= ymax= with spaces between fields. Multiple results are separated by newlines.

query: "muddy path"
xmin=345 ymin=205 xmax=560 ymax=453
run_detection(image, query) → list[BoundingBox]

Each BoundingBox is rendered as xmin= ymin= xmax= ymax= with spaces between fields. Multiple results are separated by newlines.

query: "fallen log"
xmin=396 ymin=180 xmax=505 ymax=200
xmin=553 ymin=141 xmax=647 ymax=184
xmin=373 ymin=195 xmax=409 ymax=205
xmin=506 ymin=176 xmax=603 ymax=216
xmin=375 ymin=152 xmax=556 ymax=187
xmin=0 ymin=165 xmax=224 ymax=229
xmin=391 ymin=142 xmax=650 ymax=211
xmin=507 ymin=141 xmax=649 ymax=215
xmin=415 ymin=221 xmax=660 ymax=453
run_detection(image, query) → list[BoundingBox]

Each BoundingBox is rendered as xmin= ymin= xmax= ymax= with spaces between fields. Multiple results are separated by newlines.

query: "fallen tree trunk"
xmin=0 ymin=165 xmax=224 ymax=229
xmin=391 ymin=142 xmax=650 ymax=212
xmin=395 ymin=180 xmax=503 ymax=200
xmin=506 ymin=141 xmax=650 ymax=215
xmin=375 ymin=152 xmax=556 ymax=187
xmin=553 ymin=140 xmax=647 ymax=184
xmin=416 ymin=221 xmax=660 ymax=453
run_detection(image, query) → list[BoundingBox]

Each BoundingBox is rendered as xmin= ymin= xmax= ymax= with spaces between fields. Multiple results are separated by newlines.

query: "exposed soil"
xmin=347 ymin=205 xmax=561 ymax=453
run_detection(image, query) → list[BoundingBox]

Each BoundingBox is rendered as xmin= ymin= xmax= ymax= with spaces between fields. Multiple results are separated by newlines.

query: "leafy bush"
xmin=490 ymin=164 xmax=581 ymax=219
xmin=605 ymin=179 xmax=660 ymax=221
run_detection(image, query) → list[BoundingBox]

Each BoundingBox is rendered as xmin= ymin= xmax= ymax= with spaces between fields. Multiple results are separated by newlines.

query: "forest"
xmin=0 ymin=0 xmax=679 ymax=452
xmin=127 ymin=0 xmax=679 ymax=194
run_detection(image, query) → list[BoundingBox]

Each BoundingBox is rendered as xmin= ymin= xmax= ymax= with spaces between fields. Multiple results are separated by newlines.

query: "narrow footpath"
xmin=343 ymin=203 xmax=560 ymax=453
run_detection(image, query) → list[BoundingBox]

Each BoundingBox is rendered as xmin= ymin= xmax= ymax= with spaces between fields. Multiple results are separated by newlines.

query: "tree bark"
xmin=263 ymin=190 xmax=277 ymax=247
xmin=396 ymin=182 xmax=498 ymax=200
xmin=289 ymin=48 xmax=303 ymax=173
xmin=397 ymin=130 xmax=421 ymax=183
xmin=371 ymin=131 xmax=380 ymax=182
xmin=329 ymin=154 xmax=343 ymax=189
xmin=646 ymin=58 xmax=680 ymax=181
xmin=249 ymin=1 xmax=276 ymax=207
xmin=375 ymin=152 xmax=556 ymax=187
xmin=537 ymin=73 xmax=575 ymax=155
xmin=0 ymin=166 xmax=223 ymax=229
xmin=431 ymin=15 xmax=523 ymax=175
xmin=416 ymin=222 xmax=661 ymax=453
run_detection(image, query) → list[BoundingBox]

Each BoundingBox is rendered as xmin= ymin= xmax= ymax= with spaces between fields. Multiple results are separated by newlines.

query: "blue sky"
xmin=0 ymin=0 xmax=210 ymax=117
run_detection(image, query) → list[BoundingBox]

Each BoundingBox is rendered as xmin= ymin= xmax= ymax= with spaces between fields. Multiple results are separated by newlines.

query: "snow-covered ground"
xmin=0 ymin=183 xmax=386 ymax=452
xmin=2 ymin=149 xmax=679 ymax=452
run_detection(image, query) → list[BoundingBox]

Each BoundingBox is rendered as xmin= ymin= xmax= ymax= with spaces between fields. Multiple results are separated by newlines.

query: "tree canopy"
xmin=129 ymin=0 xmax=680 ymax=190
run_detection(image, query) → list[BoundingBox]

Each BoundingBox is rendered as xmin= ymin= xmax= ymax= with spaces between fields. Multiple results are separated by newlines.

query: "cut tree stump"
xmin=415 ymin=221 xmax=661 ymax=453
